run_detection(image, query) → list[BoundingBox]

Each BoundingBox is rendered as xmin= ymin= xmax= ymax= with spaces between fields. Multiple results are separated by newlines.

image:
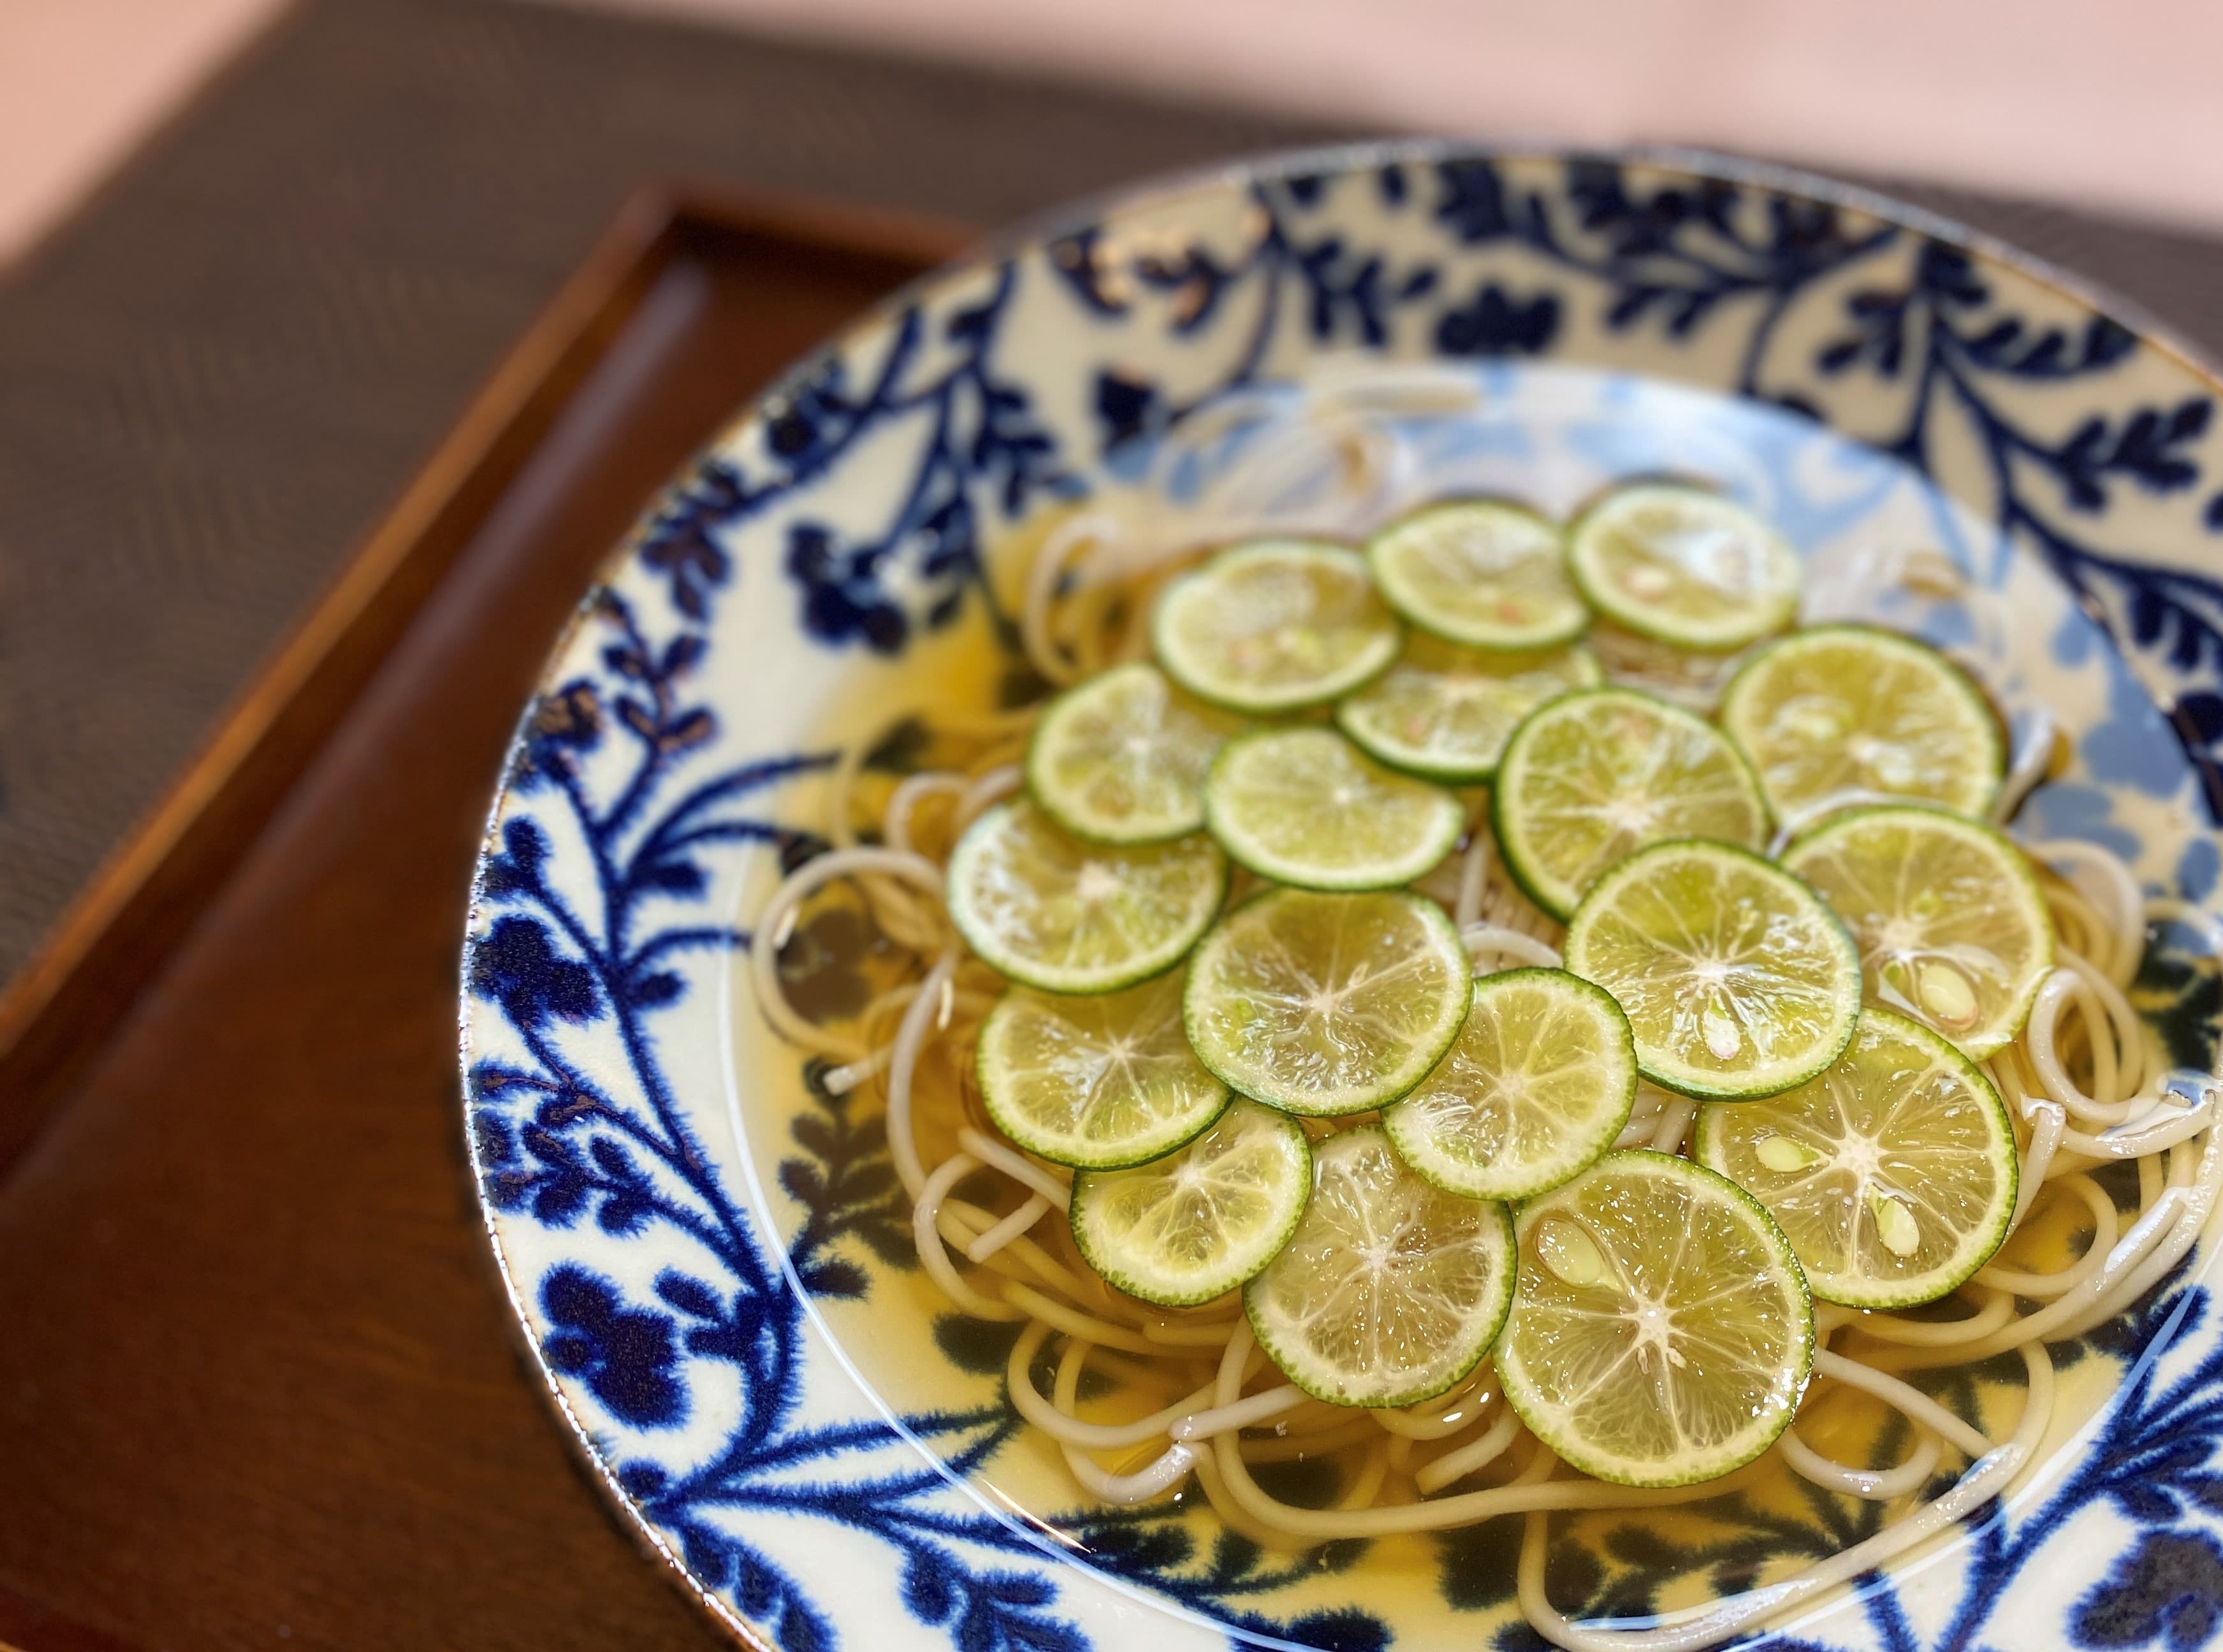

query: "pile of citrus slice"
xmin=914 ymin=482 xmax=2046 ymax=1487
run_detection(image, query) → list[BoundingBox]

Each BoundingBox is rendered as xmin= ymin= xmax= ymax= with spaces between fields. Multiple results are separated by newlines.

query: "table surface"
xmin=0 ymin=199 xmax=944 ymax=1652
xmin=5 ymin=4 xmax=2223 ymax=1648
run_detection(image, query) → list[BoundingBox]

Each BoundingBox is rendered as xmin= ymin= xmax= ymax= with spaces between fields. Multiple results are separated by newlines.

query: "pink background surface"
xmin=4 ymin=0 xmax=2221 ymax=269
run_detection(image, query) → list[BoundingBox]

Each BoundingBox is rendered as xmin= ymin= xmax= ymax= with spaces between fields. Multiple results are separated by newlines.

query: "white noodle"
xmin=966 ymin=1194 xmax=1051 ymax=1263
xmin=750 ymin=846 xmax=946 ymax=1059
xmin=1413 ymin=1407 xmax=1525 ymax=1494
xmin=1168 ymin=1386 xmax=1306 ymax=1442
xmin=914 ymin=1154 xmax=1023 ymax=1321
xmin=957 ymin=1127 xmax=1073 ymax=1210
xmin=1779 ymin=1426 xmax=1942 ymax=1502
xmin=1463 ymin=922 xmax=1564 ymax=970
xmin=1813 ymin=1350 xmax=1992 ymax=1460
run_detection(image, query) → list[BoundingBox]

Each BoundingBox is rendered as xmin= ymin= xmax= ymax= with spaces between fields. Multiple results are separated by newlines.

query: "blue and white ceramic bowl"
xmin=461 ymin=145 xmax=2223 ymax=1652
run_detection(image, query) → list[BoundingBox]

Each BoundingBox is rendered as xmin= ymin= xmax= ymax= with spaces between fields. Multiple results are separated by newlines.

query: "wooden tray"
xmin=0 ymin=187 xmax=961 ymax=1652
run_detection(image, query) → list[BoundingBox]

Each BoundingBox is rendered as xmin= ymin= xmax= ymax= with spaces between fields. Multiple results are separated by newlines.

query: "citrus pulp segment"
xmin=1491 ymin=686 xmax=1768 ymax=919
xmin=1494 ymin=1150 xmax=1813 ymax=1486
xmin=1781 ymin=806 xmax=2053 ymax=1060
xmin=946 ymin=799 xmax=1226 ymax=994
xmin=1151 ymin=539 xmax=1401 ymax=713
xmin=1202 ymin=727 xmax=1464 ymax=890
xmin=1068 ymin=1099 xmax=1311 ymax=1307
xmin=1335 ymin=639 xmax=1601 ymax=783
xmin=1563 ymin=840 xmax=1861 ymax=1099
xmin=1364 ymin=498 xmax=1588 ymax=651
xmin=1244 ymin=1126 xmax=1517 ymax=1406
xmin=977 ymin=975 xmax=1230 ymax=1169
xmin=1695 ymin=1008 xmax=2016 ymax=1308
xmin=1567 ymin=483 xmax=1800 ymax=651
xmin=1183 ymin=888 xmax=1471 ymax=1117
xmin=1026 ymin=662 xmax=1232 ymax=844
xmin=1381 ymin=968 xmax=1638 ymax=1201
xmin=1719 ymin=626 xmax=2004 ymax=825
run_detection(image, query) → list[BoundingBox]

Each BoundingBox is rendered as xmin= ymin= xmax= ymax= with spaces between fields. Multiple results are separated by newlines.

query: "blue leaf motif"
xmin=1435 ymin=282 xmax=1561 ymax=358
xmin=539 ymin=1265 xmax=687 ymax=1428
xmin=469 ymin=916 xmax=599 ymax=1030
xmin=2074 ymin=1532 xmax=2223 ymax=1652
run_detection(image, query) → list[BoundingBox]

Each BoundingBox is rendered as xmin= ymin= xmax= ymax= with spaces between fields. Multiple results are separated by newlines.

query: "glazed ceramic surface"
xmin=460 ymin=145 xmax=2223 ymax=1652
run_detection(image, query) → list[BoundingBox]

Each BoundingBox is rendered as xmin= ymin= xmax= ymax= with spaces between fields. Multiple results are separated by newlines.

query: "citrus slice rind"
xmin=1564 ymin=839 xmax=1862 ymax=1099
xmin=1381 ymin=968 xmax=1638 ymax=1201
xmin=1335 ymin=640 xmax=1601 ymax=783
xmin=1567 ymin=483 xmax=1800 ymax=651
xmin=1780 ymin=805 xmax=2053 ymax=1061
xmin=1202 ymin=727 xmax=1464 ymax=890
xmin=1491 ymin=686 xmax=1768 ymax=920
xmin=1069 ymin=1099 xmax=1311 ymax=1307
xmin=1494 ymin=1150 xmax=1814 ymax=1487
xmin=1183 ymin=888 xmax=1471 ymax=1117
xmin=1695 ymin=1008 xmax=2016 ymax=1308
xmin=1152 ymin=539 xmax=1401 ymax=713
xmin=1026 ymin=662 xmax=1232 ymax=844
xmin=1364 ymin=499 xmax=1588 ymax=651
xmin=1719 ymin=625 xmax=2004 ymax=825
xmin=946 ymin=799 xmax=1227 ymax=994
xmin=978 ymin=975 xmax=1231 ymax=1170
xmin=1244 ymin=1125 xmax=1517 ymax=1407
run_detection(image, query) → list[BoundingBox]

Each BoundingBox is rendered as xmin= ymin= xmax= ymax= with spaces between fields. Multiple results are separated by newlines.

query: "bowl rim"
xmin=458 ymin=136 xmax=2223 ymax=1652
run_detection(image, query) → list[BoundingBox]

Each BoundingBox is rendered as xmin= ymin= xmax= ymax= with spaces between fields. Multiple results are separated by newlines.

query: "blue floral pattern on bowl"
xmin=462 ymin=144 xmax=2223 ymax=1652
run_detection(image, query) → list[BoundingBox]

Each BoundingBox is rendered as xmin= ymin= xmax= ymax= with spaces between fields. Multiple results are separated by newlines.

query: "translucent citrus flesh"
xmin=1721 ymin=627 xmax=2003 ymax=823
xmin=1184 ymin=889 xmax=1471 ymax=1116
xmin=1336 ymin=639 xmax=1600 ymax=783
xmin=1696 ymin=1009 xmax=2015 ymax=1308
xmin=1783 ymin=806 xmax=2053 ymax=1061
xmin=1027 ymin=662 xmax=1231 ymax=844
xmin=1383 ymin=969 xmax=1637 ymax=1201
xmin=1495 ymin=1151 xmax=1812 ymax=1486
xmin=1565 ymin=842 xmax=1860 ymax=1099
xmin=1366 ymin=500 xmax=1587 ymax=650
xmin=947 ymin=800 xmax=1225 ymax=994
xmin=1070 ymin=1099 xmax=1311 ymax=1307
xmin=1569 ymin=485 xmax=1800 ymax=650
xmin=1153 ymin=540 xmax=1401 ymax=713
xmin=1204 ymin=727 xmax=1464 ymax=890
xmin=1245 ymin=1126 xmax=1516 ymax=1405
xmin=1492 ymin=688 xmax=1768 ymax=919
xmin=978 ymin=975 xmax=1230 ymax=1169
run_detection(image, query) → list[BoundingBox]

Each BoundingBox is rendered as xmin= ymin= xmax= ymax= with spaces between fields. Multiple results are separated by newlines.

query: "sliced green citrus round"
xmin=1151 ymin=539 xmax=1400 ymax=713
xmin=1334 ymin=639 xmax=1601 ymax=783
xmin=1381 ymin=968 xmax=1638 ymax=1201
xmin=1026 ymin=662 xmax=1233 ymax=845
xmin=1202 ymin=727 xmax=1463 ymax=890
xmin=1568 ymin=483 xmax=1800 ymax=651
xmin=1564 ymin=840 xmax=1861 ymax=1099
xmin=1183 ymin=888 xmax=1470 ymax=1117
xmin=1695 ymin=1008 xmax=2016 ymax=1309
xmin=1781 ymin=806 xmax=2053 ymax=1060
xmin=1494 ymin=1150 xmax=1813 ymax=1487
xmin=1244 ymin=1125 xmax=1516 ymax=1406
xmin=1068 ymin=1098 xmax=1311 ymax=1307
xmin=1491 ymin=686 xmax=1768 ymax=919
xmin=1720 ymin=626 xmax=2004 ymax=825
xmin=1364 ymin=498 xmax=1587 ymax=651
xmin=978 ymin=975 xmax=1230 ymax=1169
xmin=946 ymin=799 xmax=1225 ymax=994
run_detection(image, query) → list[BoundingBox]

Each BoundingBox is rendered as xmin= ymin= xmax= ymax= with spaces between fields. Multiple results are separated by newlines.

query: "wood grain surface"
xmin=0 ymin=191 xmax=957 ymax=1651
